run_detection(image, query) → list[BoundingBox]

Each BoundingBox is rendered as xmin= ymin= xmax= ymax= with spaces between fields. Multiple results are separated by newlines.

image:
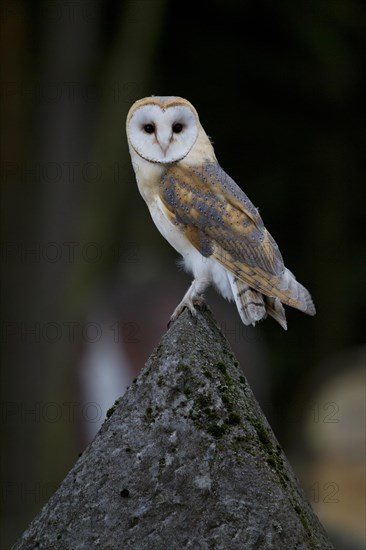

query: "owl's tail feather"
xmin=264 ymin=296 xmax=287 ymax=330
xmin=229 ymin=276 xmax=287 ymax=330
xmin=229 ymin=277 xmax=266 ymax=326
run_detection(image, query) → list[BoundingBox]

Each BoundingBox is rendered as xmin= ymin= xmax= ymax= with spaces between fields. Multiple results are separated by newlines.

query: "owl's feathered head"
xmin=126 ymin=96 xmax=201 ymax=164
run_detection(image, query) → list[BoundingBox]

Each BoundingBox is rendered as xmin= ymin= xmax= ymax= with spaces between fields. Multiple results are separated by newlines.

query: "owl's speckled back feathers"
xmin=160 ymin=162 xmax=315 ymax=315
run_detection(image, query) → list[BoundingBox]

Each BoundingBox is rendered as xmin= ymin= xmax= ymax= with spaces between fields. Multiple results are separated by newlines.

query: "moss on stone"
xmin=106 ymin=399 xmax=120 ymax=419
xmin=178 ymin=364 xmax=192 ymax=376
xmin=216 ymin=362 xmax=234 ymax=387
xmin=183 ymin=387 xmax=192 ymax=398
xmin=227 ymin=412 xmax=241 ymax=425
xmin=196 ymin=394 xmax=212 ymax=409
xmin=129 ymin=517 xmax=139 ymax=529
xmin=207 ymin=424 xmax=227 ymax=438
xmin=216 ymin=362 xmax=227 ymax=372
xmin=247 ymin=415 xmax=289 ymax=489
xmin=267 ymin=457 xmax=276 ymax=468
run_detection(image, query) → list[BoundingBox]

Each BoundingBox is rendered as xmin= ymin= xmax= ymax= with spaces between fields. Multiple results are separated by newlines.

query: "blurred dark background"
xmin=1 ymin=0 xmax=365 ymax=548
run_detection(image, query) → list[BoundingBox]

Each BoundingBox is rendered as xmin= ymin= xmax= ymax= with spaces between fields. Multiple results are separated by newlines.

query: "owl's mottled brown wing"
xmin=160 ymin=162 xmax=302 ymax=309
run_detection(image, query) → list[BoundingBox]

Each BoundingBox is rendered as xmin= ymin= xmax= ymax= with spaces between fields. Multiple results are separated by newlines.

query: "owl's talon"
xmin=192 ymin=297 xmax=207 ymax=311
xmin=169 ymin=297 xmax=200 ymax=327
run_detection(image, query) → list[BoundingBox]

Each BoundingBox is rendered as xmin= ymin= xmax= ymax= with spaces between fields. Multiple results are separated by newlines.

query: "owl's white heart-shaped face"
xmin=127 ymin=100 xmax=199 ymax=164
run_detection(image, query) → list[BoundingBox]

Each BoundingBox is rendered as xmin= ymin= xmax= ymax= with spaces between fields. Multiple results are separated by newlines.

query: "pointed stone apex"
xmin=13 ymin=307 xmax=333 ymax=549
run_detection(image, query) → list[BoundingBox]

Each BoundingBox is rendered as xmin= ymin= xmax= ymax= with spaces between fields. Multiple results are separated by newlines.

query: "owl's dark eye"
xmin=143 ymin=124 xmax=155 ymax=134
xmin=172 ymin=123 xmax=183 ymax=133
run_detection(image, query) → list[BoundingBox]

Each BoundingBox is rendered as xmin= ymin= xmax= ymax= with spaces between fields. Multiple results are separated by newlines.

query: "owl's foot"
xmin=168 ymin=279 xmax=210 ymax=326
xmin=170 ymin=297 xmax=198 ymax=324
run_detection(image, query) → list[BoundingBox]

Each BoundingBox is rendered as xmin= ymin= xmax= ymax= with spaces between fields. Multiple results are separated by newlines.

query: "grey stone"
xmin=13 ymin=307 xmax=333 ymax=549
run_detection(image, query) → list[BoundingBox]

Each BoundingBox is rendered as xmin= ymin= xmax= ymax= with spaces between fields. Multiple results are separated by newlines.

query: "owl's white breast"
xmin=149 ymin=195 xmax=194 ymax=257
xmin=129 ymin=146 xmax=162 ymax=205
xmin=130 ymin=144 xmax=193 ymax=254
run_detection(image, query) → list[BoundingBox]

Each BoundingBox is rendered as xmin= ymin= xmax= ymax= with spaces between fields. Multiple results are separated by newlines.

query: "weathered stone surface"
xmin=13 ymin=307 xmax=333 ymax=549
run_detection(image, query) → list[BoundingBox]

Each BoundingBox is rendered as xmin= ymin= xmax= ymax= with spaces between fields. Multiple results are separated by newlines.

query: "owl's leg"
xmin=170 ymin=278 xmax=210 ymax=323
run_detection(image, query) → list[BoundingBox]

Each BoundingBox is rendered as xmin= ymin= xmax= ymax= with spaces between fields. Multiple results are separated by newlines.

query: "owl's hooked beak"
xmin=157 ymin=130 xmax=173 ymax=155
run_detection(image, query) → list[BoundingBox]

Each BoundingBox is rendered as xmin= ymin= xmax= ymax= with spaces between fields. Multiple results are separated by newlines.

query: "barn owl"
xmin=126 ymin=96 xmax=315 ymax=329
